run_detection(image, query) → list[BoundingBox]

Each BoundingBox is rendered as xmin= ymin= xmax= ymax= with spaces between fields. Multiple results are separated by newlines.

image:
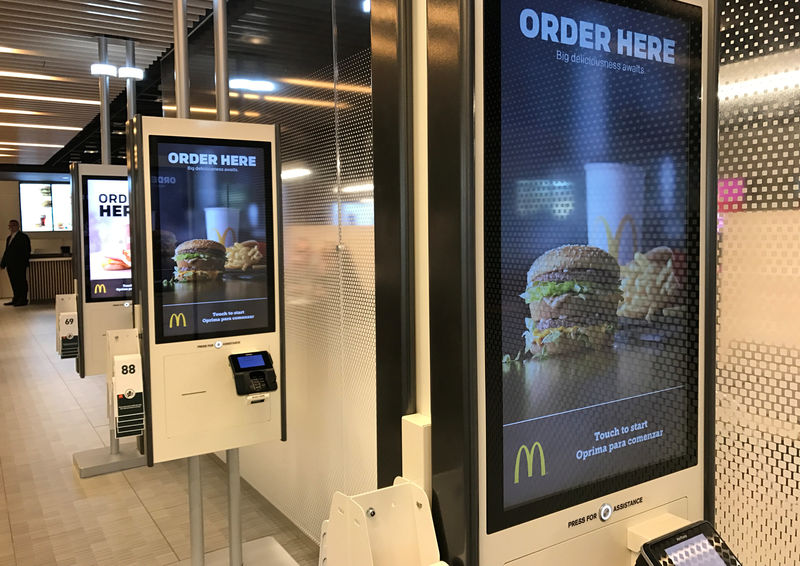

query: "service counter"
xmin=29 ymin=254 xmax=73 ymax=302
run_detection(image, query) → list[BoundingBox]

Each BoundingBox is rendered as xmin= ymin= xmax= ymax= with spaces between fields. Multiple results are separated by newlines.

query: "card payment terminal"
xmin=229 ymin=352 xmax=278 ymax=398
xmin=638 ymin=521 xmax=743 ymax=566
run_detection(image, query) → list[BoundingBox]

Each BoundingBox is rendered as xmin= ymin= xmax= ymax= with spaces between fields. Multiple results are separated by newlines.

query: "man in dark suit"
xmin=1 ymin=219 xmax=31 ymax=306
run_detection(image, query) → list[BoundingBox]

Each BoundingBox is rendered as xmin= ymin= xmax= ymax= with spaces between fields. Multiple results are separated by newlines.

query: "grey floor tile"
xmin=0 ymin=304 xmax=318 ymax=565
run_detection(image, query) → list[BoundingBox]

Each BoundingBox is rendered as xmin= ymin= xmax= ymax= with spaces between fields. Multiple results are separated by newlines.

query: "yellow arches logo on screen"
xmin=94 ymin=283 xmax=106 ymax=294
xmin=169 ymin=313 xmax=187 ymax=328
xmin=514 ymin=442 xmax=546 ymax=484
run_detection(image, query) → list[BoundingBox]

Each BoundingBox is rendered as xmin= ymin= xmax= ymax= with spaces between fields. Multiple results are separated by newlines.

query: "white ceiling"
xmin=0 ymin=0 xmax=212 ymax=166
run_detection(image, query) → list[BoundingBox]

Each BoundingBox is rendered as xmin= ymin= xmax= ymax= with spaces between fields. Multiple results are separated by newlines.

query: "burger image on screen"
xmin=173 ymin=239 xmax=227 ymax=282
xmin=521 ymin=245 xmax=622 ymax=357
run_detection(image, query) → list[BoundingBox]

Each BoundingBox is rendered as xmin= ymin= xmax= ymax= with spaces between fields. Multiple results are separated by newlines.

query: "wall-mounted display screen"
xmin=51 ymin=184 xmax=73 ymax=231
xmin=20 ymin=183 xmax=55 ymax=232
xmin=83 ymin=177 xmax=132 ymax=302
xmin=149 ymin=136 xmax=275 ymax=343
xmin=484 ymin=0 xmax=703 ymax=532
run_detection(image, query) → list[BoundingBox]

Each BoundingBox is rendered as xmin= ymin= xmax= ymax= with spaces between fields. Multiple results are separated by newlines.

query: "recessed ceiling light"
xmin=86 ymin=2 xmax=142 ymax=13
xmin=262 ymin=95 xmax=344 ymax=109
xmin=0 ymin=154 xmax=15 ymax=157
xmin=0 ymin=71 xmax=72 ymax=82
xmin=242 ymin=35 xmax=269 ymax=46
xmin=362 ymin=0 xmax=370 ymax=13
xmin=0 ymin=93 xmax=99 ymax=105
xmin=162 ymin=105 xmax=241 ymax=116
xmin=0 ymin=141 xmax=63 ymax=148
xmin=0 ymin=108 xmax=48 ymax=116
xmin=0 ymin=46 xmax=35 ymax=55
xmin=0 ymin=147 xmax=20 ymax=151
xmin=0 ymin=122 xmax=81 ymax=131
xmin=85 ymin=10 xmax=142 ymax=21
xmin=280 ymin=77 xmax=371 ymax=94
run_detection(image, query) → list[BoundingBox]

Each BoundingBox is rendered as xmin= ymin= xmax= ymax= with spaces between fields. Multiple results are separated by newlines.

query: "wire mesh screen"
xmin=715 ymin=1 xmax=800 ymax=563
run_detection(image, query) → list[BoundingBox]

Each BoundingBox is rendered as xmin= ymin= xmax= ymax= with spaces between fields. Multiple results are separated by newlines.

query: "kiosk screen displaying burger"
xmin=484 ymin=0 xmax=704 ymax=531
xmin=149 ymin=137 xmax=275 ymax=343
xmin=83 ymin=177 xmax=133 ymax=302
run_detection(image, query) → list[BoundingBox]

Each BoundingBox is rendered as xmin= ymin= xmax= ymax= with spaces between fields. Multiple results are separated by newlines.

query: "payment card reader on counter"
xmin=638 ymin=521 xmax=743 ymax=566
xmin=229 ymin=351 xmax=278 ymax=402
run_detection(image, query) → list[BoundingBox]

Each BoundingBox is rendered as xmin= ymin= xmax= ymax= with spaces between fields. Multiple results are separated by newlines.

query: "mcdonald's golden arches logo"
xmin=215 ymin=227 xmax=236 ymax=246
xmin=169 ymin=312 xmax=187 ymax=328
xmin=94 ymin=283 xmax=107 ymax=294
xmin=514 ymin=442 xmax=546 ymax=484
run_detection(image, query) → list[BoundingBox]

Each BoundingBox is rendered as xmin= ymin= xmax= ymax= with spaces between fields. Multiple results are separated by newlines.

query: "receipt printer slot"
xmin=229 ymin=351 xmax=278 ymax=396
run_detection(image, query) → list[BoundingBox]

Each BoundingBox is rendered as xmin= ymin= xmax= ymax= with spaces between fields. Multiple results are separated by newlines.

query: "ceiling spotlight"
xmin=118 ymin=66 xmax=144 ymax=80
xmin=362 ymin=0 xmax=370 ymax=13
xmin=90 ymin=63 xmax=118 ymax=77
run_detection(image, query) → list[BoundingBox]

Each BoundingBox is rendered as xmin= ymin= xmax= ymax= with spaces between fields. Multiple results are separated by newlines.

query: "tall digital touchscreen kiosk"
xmin=476 ymin=0 xmax=713 ymax=563
xmin=71 ymin=163 xmax=135 ymax=378
xmin=130 ymin=116 xmax=282 ymax=464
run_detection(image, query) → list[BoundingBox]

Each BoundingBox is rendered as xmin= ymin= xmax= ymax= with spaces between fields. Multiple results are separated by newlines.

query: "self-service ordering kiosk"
xmin=128 ymin=115 xmax=284 ymax=464
xmin=427 ymin=0 xmax=719 ymax=564
xmin=70 ymin=163 xmax=135 ymax=377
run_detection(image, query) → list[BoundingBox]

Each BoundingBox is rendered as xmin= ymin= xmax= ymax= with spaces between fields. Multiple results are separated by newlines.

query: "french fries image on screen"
xmin=225 ymin=240 xmax=264 ymax=271
xmin=617 ymin=246 xmax=683 ymax=321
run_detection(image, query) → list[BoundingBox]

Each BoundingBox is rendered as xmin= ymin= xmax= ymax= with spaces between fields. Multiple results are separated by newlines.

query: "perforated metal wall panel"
xmin=715 ymin=1 xmax=800 ymax=563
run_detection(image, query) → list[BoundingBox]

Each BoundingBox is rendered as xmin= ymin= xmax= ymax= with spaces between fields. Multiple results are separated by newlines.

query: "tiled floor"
xmin=0 ymin=303 xmax=319 ymax=566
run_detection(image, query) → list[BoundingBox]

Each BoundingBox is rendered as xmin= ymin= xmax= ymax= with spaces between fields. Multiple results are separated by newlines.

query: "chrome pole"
xmin=97 ymin=37 xmax=111 ymax=165
xmin=125 ymin=39 xmax=136 ymax=119
xmin=188 ymin=455 xmax=205 ymax=566
xmin=173 ymin=0 xmax=190 ymax=118
xmin=214 ymin=0 xmax=230 ymax=122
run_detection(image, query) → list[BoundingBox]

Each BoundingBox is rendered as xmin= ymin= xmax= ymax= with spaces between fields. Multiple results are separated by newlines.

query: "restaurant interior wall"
xmin=714 ymin=0 xmax=800 ymax=564
xmin=159 ymin=0 xmax=376 ymax=542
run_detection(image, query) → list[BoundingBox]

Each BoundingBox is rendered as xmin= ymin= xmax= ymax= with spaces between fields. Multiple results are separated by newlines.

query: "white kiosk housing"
xmin=70 ymin=162 xmax=135 ymax=377
xmin=426 ymin=0 xmax=718 ymax=564
xmin=129 ymin=116 xmax=284 ymax=464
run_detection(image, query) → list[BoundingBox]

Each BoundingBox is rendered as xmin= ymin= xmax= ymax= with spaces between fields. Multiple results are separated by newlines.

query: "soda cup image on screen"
xmin=205 ymin=206 xmax=239 ymax=247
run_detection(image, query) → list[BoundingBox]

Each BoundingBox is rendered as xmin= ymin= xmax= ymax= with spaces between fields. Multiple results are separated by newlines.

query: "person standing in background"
xmin=1 ymin=220 xmax=31 ymax=306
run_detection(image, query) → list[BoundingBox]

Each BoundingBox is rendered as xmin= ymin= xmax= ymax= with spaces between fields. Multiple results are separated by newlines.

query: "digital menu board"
xmin=149 ymin=137 xmax=275 ymax=343
xmin=484 ymin=0 xmax=702 ymax=531
xmin=83 ymin=177 xmax=132 ymax=302
xmin=19 ymin=183 xmax=54 ymax=232
xmin=51 ymin=184 xmax=73 ymax=231
xmin=19 ymin=182 xmax=73 ymax=232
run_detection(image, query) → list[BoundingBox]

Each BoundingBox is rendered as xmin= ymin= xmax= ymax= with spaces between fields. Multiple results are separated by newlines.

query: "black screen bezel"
xmin=484 ymin=0 xmax=705 ymax=533
xmin=641 ymin=521 xmax=743 ymax=566
xmin=148 ymin=135 xmax=276 ymax=344
xmin=229 ymin=351 xmax=271 ymax=372
xmin=82 ymin=175 xmax=133 ymax=303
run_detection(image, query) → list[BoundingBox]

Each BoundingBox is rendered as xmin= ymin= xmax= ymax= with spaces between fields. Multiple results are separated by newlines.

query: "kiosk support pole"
xmin=173 ymin=1 xmax=203 ymax=564
xmin=212 ymin=2 xmax=242 ymax=564
xmin=97 ymin=37 xmax=111 ymax=165
xmin=189 ymin=455 xmax=205 ymax=565
xmin=99 ymin=34 xmax=120 ymax=457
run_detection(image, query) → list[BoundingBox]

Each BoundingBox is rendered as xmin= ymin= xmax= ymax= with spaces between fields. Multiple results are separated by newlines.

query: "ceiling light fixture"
xmin=281 ymin=168 xmax=312 ymax=180
xmin=90 ymin=63 xmax=118 ymax=77
xmin=719 ymin=69 xmax=800 ymax=100
xmin=0 ymin=122 xmax=81 ymax=131
xmin=86 ymin=2 xmax=142 ymax=13
xmin=0 ymin=141 xmax=63 ymax=148
xmin=0 ymin=154 xmax=16 ymax=158
xmin=362 ymin=0 xmax=371 ymax=13
xmin=118 ymin=66 xmax=144 ymax=80
xmin=85 ymin=10 xmax=142 ymax=21
xmin=0 ymin=46 xmax=34 ymax=55
xmin=0 ymin=70 xmax=71 ymax=82
xmin=0 ymin=109 xmax=47 ymax=116
xmin=163 ymin=105 xmax=241 ymax=116
xmin=262 ymin=95 xmax=345 ymax=109
xmin=229 ymin=78 xmax=277 ymax=92
xmin=0 ymin=93 xmax=99 ymax=105
xmin=280 ymin=77 xmax=371 ymax=94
